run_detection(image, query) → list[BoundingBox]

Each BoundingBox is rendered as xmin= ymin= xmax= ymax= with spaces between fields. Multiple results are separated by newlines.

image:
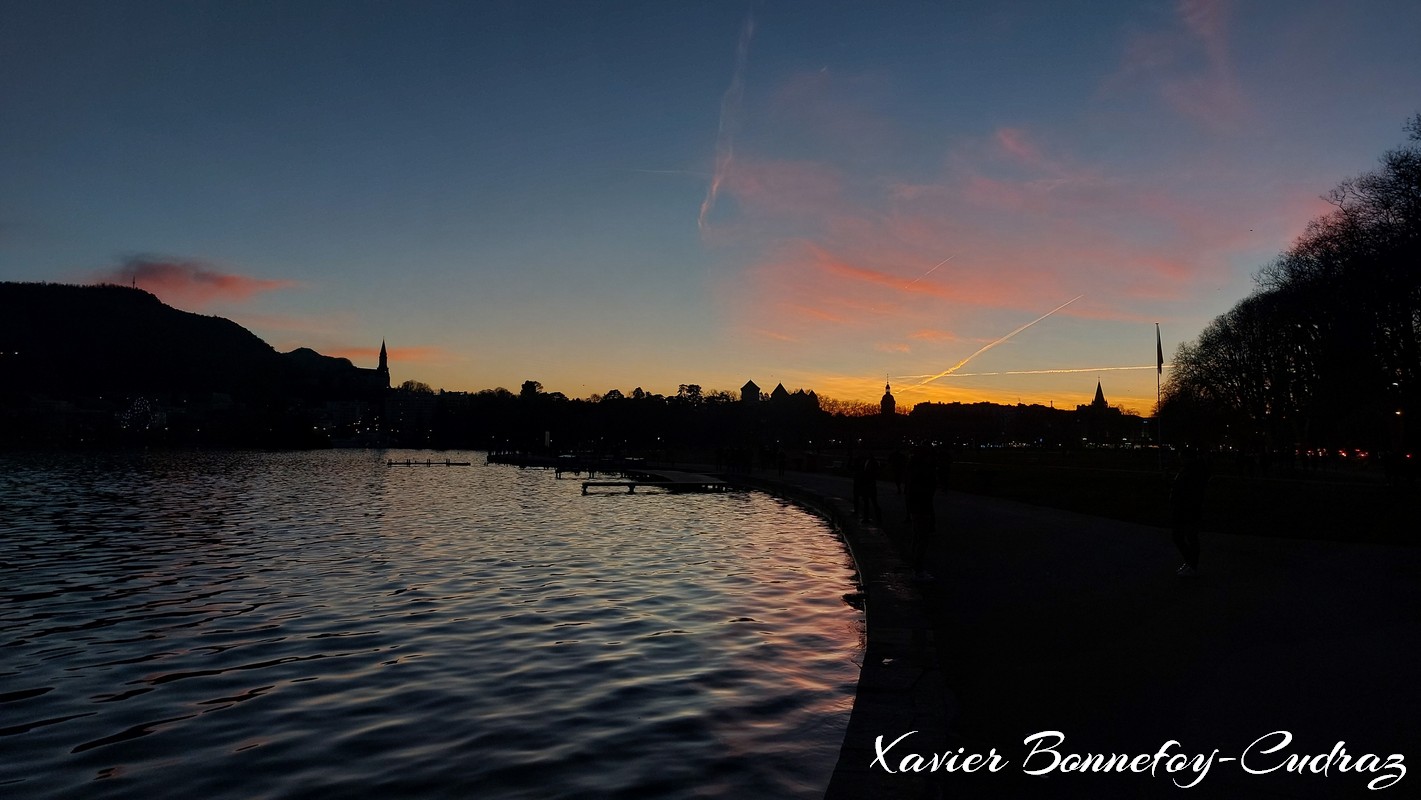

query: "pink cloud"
xmin=779 ymin=302 xmax=848 ymax=324
xmin=909 ymin=329 xmax=960 ymax=343
xmin=1108 ymin=0 xmax=1248 ymax=132
xmin=994 ymin=127 xmax=1048 ymax=168
xmin=722 ymin=159 xmax=846 ymax=220
xmin=751 ymin=328 xmax=798 ymax=343
xmin=710 ymin=75 xmax=1326 ymax=380
xmin=1179 ymin=0 xmax=1230 ymax=59
xmin=718 ymin=139 xmax=1267 ymax=348
xmin=91 ymin=257 xmax=297 ymax=308
xmin=962 ymin=174 xmax=1030 ymax=211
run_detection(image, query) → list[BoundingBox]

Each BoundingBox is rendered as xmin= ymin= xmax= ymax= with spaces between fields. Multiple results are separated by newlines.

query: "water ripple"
xmin=0 ymin=450 xmax=862 ymax=799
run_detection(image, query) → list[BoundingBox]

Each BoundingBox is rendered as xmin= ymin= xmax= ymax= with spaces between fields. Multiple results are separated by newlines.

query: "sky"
xmin=3 ymin=1 xmax=1419 ymax=413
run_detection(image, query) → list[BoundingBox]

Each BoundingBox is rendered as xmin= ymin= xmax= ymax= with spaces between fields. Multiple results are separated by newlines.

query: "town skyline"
xmin=4 ymin=2 xmax=1419 ymax=414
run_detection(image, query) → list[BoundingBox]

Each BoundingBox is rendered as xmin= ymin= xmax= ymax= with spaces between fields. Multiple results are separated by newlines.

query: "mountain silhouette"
xmin=0 ymin=282 xmax=378 ymax=401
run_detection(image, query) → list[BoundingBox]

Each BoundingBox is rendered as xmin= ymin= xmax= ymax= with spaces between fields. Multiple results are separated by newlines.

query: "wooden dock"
xmin=483 ymin=454 xmax=732 ymax=495
xmin=387 ymin=459 xmax=472 ymax=467
xmin=581 ymin=469 xmax=729 ymax=495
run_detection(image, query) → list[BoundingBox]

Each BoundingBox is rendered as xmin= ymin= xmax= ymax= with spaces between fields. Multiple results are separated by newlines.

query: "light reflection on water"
xmin=0 ymin=450 xmax=863 ymax=799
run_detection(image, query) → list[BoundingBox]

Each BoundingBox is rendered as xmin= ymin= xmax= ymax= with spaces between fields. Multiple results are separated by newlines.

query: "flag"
xmin=1156 ymin=323 xmax=1164 ymax=376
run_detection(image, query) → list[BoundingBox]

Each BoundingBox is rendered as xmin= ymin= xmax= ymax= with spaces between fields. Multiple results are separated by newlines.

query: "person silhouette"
xmin=854 ymin=455 xmax=882 ymax=524
xmin=1170 ymin=448 xmax=1211 ymax=577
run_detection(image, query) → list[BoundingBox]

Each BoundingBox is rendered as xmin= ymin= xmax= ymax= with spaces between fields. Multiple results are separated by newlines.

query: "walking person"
xmin=1170 ymin=447 xmax=1211 ymax=577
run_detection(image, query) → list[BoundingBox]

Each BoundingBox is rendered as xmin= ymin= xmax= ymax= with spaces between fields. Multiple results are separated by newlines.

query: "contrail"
xmin=915 ymin=295 xmax=1084 ymax=387
xmin=699 ymin=14 xmax=755 ymax=234
xmin=902 ymin=254 xmax=956 ymax=289
xmin=898 ymin=364 xmax=1166 ymax=380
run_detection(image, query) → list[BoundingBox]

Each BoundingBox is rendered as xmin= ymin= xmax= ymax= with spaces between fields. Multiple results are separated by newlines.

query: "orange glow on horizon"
xmin=800 ymin=371 xmax=1157 ymax=415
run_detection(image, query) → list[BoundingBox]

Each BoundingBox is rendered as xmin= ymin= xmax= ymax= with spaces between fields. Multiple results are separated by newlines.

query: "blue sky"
xmin=3 ymin=1 xmax=1419 ymax=411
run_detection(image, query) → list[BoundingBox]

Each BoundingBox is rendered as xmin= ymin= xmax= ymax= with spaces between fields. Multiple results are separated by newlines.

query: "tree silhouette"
xmin=677 ymin=384 xmax=703 ymax=405
xmin=1164 ymin=115 xmax=1420 ymax=452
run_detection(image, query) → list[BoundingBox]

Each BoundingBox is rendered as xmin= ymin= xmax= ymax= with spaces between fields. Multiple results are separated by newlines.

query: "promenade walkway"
xmin=733 ymin=468 xmax=1418 ymax=799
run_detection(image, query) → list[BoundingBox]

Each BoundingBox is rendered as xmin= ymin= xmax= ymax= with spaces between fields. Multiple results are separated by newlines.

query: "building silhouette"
xmin=377 ymin=339 xmax=390 ymax=389
xmin=1076 ymin=380 xmax=1126 ymax=443
xmin=881 ymin=380 xmax=896 ymax=416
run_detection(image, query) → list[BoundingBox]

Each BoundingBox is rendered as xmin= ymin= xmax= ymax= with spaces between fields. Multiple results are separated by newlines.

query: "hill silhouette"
xmin=0 ymin=282 xmax=375 ymax=400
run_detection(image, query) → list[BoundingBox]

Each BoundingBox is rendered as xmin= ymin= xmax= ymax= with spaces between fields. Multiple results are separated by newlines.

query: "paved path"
xmin=734 ymin=469 xmax=1419 ymax=799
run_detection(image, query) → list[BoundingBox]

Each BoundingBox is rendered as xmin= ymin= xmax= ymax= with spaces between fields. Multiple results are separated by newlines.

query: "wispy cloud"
xmin=723 ymin=159 xmax=844 ymax=222
xmin=1110 ymin=0 xmax=1248 ymax=132
xmin=994 ymin=127 xmax=1050 ymax=170
xmin=751 ymin=328 xmax=798 ymax=343
xmin=704 ymin=24 xmax=1330 ymax=412
xmin=699 ymin=13 xmax=755 ymax=234
xmin=237 ymin=314 xmax=454 ymax=374
xmin=908 ymin=329 xmax=961 ymax=343
xmin=90 ymin=257 xmax=297 ymax=308
xmin=718 ymin=109 xmax=1308 ymax=344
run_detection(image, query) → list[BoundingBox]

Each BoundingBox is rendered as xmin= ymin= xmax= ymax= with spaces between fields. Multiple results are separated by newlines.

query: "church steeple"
xmin=881 ymin=376 xmax=896 ymax=416
xmin=1092 ymin=380 xmax=1107 ymax=408
xmin=377 ymin=340 xmax=390 ymax=389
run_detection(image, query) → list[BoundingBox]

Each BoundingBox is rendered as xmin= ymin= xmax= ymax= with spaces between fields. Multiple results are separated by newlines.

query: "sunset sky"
xmin=3 ymin=1 xmax=1418 ymax=412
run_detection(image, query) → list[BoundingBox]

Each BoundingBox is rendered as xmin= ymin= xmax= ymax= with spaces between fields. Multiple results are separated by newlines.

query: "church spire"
xmin=1093 ymin=380 xmax=1106 ymax=408
xmin=377 ymin=340 xmax=390 ymax=389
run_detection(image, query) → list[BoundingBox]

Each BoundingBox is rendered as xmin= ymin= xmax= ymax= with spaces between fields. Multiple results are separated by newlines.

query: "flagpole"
xmin=1156 ymin=323 xmax=1164 ymax=471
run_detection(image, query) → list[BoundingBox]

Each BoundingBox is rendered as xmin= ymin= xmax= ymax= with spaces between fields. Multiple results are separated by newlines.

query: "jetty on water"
xmin=485 ymin=452 xmax=730 ymax=495
xmin=580 ymin=469 xmax=729 ymax=495
xmin=387 ymin=458 xmax=472 ymax=467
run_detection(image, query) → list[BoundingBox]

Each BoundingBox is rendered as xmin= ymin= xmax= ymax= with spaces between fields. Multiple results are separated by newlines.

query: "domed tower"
xmin=881 ymin=378 xmax=896 ymax=416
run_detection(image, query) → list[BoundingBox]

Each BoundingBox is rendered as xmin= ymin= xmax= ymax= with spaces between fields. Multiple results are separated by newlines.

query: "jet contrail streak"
xmin=915 ymin=295 xmax=1084 ymax=387
xmin=898 ymin=365 xmax=1167 ymax=380
xmin=699 ymin=15 xmax=754 ymax=234
xmin=902 ymin=254 xmax=956 ymax=289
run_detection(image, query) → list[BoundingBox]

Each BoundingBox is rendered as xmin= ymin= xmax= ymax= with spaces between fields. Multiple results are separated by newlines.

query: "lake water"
xmin=0 ymin=450 xmax=863 ymax=799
